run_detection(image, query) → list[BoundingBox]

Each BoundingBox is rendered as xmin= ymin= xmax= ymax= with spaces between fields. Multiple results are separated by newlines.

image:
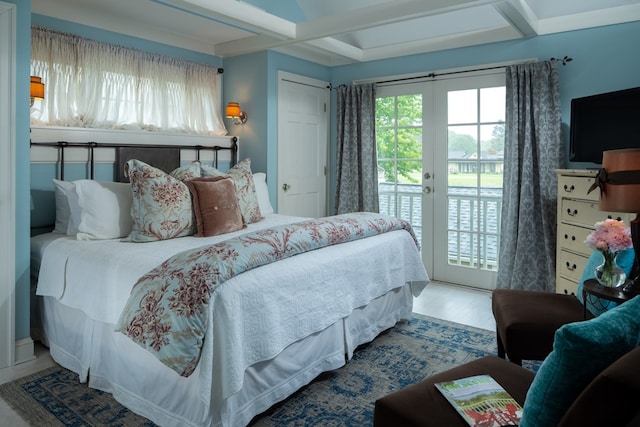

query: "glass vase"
xmin=595 ymin=252 xmax=626 ymax=288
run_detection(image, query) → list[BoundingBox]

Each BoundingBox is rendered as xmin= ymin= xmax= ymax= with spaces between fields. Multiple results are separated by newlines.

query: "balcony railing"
xmin=379 ymin=183 xmax=502 ymax=270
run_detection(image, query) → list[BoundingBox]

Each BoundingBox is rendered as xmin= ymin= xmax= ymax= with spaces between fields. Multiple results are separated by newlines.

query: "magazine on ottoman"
xmin=435 ymin=375 xmax=522 ymax=427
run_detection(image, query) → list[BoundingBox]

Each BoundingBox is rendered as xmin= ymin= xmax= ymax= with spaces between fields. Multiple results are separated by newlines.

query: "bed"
xmin=30 ymin=141 xmax=430 ymax=427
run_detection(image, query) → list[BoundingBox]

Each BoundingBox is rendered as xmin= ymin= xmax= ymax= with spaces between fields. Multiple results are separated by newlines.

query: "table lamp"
xmin=590 ymin=148 xmax=640 ymax=292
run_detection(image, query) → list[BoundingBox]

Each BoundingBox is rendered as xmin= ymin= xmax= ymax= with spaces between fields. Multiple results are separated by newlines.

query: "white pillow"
xmin=73 ymin=180 xmax=133 ymax=240
xmin=52 ymin=179 xmax=75 ymax=234
xmin=253 ymin=172 xmax=274 ymax=216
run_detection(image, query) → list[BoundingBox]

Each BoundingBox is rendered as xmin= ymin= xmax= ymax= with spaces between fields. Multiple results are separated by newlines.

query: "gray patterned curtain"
xmin=496 ymin=61 xmax=563 ymax=292
xmin=335 ymin=83 xmax=379 ymax=214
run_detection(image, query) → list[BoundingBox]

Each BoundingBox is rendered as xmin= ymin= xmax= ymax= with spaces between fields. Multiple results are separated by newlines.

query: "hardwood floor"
xmin=413 ymin=281 xmax=495 ymax=331
xmin=0 ymin=281 xmax=495 ymax=425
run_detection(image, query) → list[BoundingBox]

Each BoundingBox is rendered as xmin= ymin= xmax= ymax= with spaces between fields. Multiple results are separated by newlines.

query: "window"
xmin=30 ymin=26 xmax=227 ymax=135
xmin=375 ymin=94 xmax=423 ymax=242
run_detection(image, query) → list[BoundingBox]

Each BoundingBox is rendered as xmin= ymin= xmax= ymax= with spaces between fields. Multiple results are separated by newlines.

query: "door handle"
xmin=423 ymin=186 xmax=431 ymax=194
xmin=282 ymin=183 xmax=290 ymax=191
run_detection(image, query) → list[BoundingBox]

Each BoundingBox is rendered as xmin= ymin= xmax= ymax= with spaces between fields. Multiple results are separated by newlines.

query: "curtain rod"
xmin=362 ymin=56 xmax=572 ymax=86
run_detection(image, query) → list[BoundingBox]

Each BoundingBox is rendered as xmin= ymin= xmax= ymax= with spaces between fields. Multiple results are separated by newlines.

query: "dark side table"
xmin=582 ymin=278 xmax=640 ymax=319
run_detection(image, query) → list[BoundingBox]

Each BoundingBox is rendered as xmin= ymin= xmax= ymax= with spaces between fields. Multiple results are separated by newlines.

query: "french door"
xmin=376 ymin=70 xmax=505 ymax=290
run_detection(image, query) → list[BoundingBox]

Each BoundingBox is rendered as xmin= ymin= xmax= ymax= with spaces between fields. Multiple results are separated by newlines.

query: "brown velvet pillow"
xmin=186 ymin=177 xmax=245 ymax=237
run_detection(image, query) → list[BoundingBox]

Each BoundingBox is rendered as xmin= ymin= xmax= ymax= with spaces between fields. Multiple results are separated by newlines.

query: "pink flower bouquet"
xmin=585 ymin=219 xmax=633 ymax=254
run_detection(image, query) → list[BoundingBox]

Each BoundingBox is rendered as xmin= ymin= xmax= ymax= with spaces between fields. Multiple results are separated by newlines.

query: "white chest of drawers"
xmin=555 ymin=169 xmax=632 ymax=295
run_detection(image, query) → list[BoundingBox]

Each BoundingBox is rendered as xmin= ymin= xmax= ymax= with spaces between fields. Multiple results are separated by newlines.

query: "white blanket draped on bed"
xmin=34 ymin=213 xmax=430 ymax=410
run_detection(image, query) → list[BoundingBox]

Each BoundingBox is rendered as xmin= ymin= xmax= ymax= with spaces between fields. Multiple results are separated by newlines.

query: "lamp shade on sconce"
xmin=30 ymin=76 xmax=45 ymax=101
xmin=226 ymin=102 xmax=241 ymax=118
xmin=225 ymin=101 xmax=247 ymax=124
xmin=599 ymin=148 xmax=640 ymax=213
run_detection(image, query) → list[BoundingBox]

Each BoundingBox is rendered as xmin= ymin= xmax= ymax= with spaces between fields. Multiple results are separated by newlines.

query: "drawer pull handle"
xmin=563 ymin=184 xmax=575 ymax=192
xmin=607 ymin=215 xmax=622 ymax=221
xmin=565 ymin=262 xmax=577 ymax=271
xmin=566 ymin=208 xmax=578 ymax=216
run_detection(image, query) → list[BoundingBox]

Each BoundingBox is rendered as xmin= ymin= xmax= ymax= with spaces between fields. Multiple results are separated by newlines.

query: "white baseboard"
xmin=14 ymin=337 xmax=35 ymax=365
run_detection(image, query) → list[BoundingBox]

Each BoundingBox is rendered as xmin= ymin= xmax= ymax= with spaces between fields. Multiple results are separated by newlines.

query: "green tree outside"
xmin=376 ymin=95 xmax=505 ymax=185
xmin=376 ymin=95 xmax=422 ymax=183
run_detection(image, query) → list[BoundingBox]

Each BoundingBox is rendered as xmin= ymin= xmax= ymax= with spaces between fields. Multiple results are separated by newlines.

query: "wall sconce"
xmin=30 ymin=76 xmax=45 ymax=107
xmin=226 ymin=101 xmax=247 ymax=125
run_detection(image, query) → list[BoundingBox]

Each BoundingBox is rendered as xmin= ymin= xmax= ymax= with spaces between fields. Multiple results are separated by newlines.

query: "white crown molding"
xmin=169 ymin=0 xmax=296 ymax=39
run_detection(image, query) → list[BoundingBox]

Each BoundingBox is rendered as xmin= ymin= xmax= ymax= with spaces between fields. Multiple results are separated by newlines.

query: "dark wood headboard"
xmin=116 ymin=146 xmax=181 ymax=182
xmin=30 ymin=138 xmax=238 ymax=181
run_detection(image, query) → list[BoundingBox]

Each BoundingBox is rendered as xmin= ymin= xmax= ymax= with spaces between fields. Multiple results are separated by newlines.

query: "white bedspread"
xmin=33 ymin=213 xmax=430 ymax=405
xmin=34 ymin=214 xmax=305 ymax=324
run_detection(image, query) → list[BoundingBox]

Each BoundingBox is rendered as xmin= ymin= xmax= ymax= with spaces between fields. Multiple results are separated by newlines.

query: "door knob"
xmin=282 ymin=183 xmax=290 ymax=191
xmin=423 ymin=186 xmax=431 ymax=194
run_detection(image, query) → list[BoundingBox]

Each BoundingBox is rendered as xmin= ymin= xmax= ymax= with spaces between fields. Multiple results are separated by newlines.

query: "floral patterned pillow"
xmin=169 ymin=161 xmax=201 ymax=181
xmin=201 ymin=158 xmax=262 ymax=224
xmin=126 ymin=159 xmax=196 ymax=242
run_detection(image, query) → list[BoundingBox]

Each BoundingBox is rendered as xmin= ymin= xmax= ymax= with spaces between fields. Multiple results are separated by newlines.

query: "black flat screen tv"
xmin=569 ymin=86 xmax=640 ymax=164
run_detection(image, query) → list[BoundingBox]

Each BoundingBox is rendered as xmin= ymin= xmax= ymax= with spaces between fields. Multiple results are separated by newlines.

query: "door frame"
xmin=0 ymin=1 xmax=16 ymax=369
xmin=276 ymin=70 xmax=330 ymax=216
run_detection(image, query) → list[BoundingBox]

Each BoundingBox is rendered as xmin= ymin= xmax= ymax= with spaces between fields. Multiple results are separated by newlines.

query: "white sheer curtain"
xmin=30 ymin=26 xmax=227 ymax=135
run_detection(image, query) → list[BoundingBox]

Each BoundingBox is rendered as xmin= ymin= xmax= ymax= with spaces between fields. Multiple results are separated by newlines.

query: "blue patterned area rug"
xmin=0 ymin=315 xmax=531 ymax=426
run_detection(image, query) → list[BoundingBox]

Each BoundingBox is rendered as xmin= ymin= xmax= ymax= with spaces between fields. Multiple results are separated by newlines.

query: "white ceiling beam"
xmin=493 ymin=0 xmax=538 ymax=38
xmin=215 ymin=34 xmax=291 ymax=57
xmin=273 ymin=44 xmax=358 ymax=67
xmin=305 ymin=38 xmax=364 ymax=62
xmin=160 ymin=0 xmax=296 ymax=39
xmin=296 ymin=0 xmax=498 ymax=40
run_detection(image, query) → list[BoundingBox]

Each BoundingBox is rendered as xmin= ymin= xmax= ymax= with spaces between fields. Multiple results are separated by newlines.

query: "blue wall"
xmin=223 ymin=51 xmax=269 ymax=174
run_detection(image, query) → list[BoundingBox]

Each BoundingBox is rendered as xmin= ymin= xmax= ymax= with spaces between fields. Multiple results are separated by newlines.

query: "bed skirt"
xmin=38 ymin=284 xmax=414 ymax=427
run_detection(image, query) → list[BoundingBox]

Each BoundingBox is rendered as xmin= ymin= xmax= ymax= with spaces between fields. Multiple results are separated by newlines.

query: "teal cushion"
xmin=576 ymin=248 xmax=635 ymax=317
xmin=520 ymin=295 xmax=640 ymax=427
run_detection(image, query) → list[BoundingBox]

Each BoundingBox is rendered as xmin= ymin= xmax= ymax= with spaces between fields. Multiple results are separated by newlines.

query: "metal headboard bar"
xmin=31 ymin=137 xmax=238 ymax=180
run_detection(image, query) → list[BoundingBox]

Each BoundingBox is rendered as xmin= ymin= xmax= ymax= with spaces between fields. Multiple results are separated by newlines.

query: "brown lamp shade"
xmin=30 ymin=76 xmax=45 ymax=100
xmin=226 ymin=102 xmax=241 ymax=118
xmin=599 ymin=148 xmax=640 ymax=213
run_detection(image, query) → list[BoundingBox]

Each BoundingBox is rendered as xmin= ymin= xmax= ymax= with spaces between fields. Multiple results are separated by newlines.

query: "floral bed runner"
xmin=116 ymin=212 xmax=418 ymax=376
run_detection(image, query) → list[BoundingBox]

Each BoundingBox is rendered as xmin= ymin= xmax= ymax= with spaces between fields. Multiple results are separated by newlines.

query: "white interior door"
xmin=277 ymin=71 xmax=329 ymax=218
